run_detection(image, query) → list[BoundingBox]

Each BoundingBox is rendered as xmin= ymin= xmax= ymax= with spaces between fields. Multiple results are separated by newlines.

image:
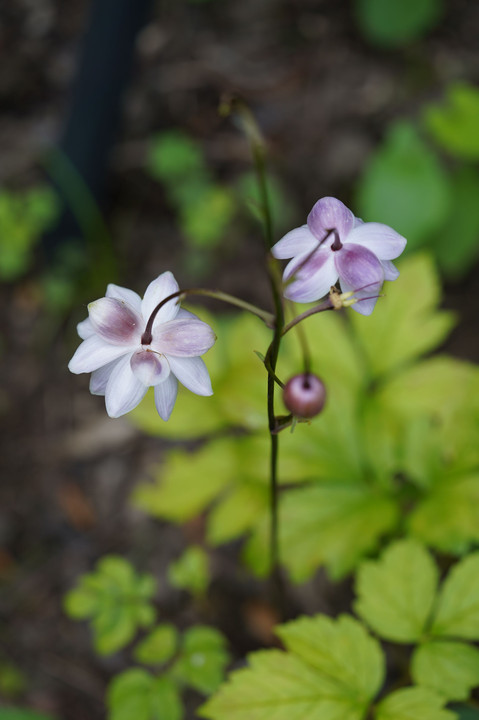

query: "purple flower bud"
xmin=283 ymin=373 xmax=327 ymax=418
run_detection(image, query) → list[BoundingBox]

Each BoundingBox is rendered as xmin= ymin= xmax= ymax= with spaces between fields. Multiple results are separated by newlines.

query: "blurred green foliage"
xmin=0 ymin=187 xmax=58 ymax=281
xmin=130 ymin=255 xmax=479 ymax=582
xmin=63 ymin=556 xmax=156 ymax=655
xmin=355 ymin=0 xmax=443 ymax=47
xmin=357 ymin=83 xmax=479 ymax=278
xmin=168 ymin=546 xmax=210 ymax=597
xmin=0 ymin=711 xmax=55 ymax=720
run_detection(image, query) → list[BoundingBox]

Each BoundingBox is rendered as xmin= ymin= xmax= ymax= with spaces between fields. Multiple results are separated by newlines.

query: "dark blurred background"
xmin=0 ymin=1 xmax=478 ymax=718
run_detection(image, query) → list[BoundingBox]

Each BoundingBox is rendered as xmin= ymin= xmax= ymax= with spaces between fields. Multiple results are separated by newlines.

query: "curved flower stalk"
xmin=68 ymin=272 xmax=216 ymax=420
xmin=272 ymin=196 xmax=407 ymax=315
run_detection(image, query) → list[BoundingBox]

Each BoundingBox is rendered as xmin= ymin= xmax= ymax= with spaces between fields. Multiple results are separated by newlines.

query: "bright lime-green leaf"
xmin=433 ymin=166 xmax=479 ymax=278
xmin=133 ymin=437 xmax=234 ymax=521
xmin=207 ymin=482 xmax=268 ymax=545
xmin=181 ymin=186 xmax=235 ymax=249
xmin=277 ymin=615 xmax=384 ymax=702
xmin=412 ymin=640 xmax=479 ymax=701
xmin=350 ymin=254 xmax=455 ymax=377
xmin=64 ymin=556 xmax=156 ymax=655
xmin=356 ymin=123 xmax=451 ymax=247
xmin=355 ymin=0 xmax=442 ymax=47
xmin=134 ymin=624 xmax=179 ymax=666
xmin=409 ymin=473 xmax=479 ymax=554
xmin=200 ymin=615 xmax=384 ymax=720
xmin=245 ymin=483 xmax=398 ymax=582
xmin=424 ymin=84 xmax=479 ymax=160
xmin=107 ymin=669 xmax=182 ymax=720
xmin=168 ymin=546 xmax=210 ymax=596
xmin=355 ymin=539 xmax=438 ymax=642
xmin=375 ymin=687 xmax=456 ymax=720
xmin=431 ymin=553 xmax=479 ymax=639
xmin=172 ymin=626 xmax=229 ymax=695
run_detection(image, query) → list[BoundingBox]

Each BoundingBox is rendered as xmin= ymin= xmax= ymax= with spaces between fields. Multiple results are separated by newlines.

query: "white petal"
xmin=271 ymin=225 xmax=317 ymax=259
xmin=167 ymin=356 xmax=213 ymax=396
xmin=381 ymin=259 xmax=400 ymax=281
xmin=77 ymin=317 xmax=95 ymax=339
xmin=141 ymin=271 xmax=180 ymax=326
xmin=176 ymin=308 xmax=198 ymax=320
xmin=90 ymin=360 xmax=119 ymax=395
xmin=68 ymin=335 xmax=131 ymax=374
xmin=89 ymin=297 xmax=142 ymax=345
xmin=346 ymin=222 xmax=407 ymax=260
xmin=283 ymin=250 xmax=337 ymax=303
xmin=130 ymin=350 xmax=170 ymax=386
xmin=105 ymin=354 xmax=148 ymax=418
xmin=151 ymin=319 xmax=216 ymax=357
xmin=106 ymin=283 xmax=142 ymax=313
xmin=154 ymin=375 xmax=178 ymax=421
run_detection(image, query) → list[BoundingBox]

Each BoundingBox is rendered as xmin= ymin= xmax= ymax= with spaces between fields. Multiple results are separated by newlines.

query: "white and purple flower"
xmin=68 ymin=272 xmax=216 ymax=420
xmin=272 ymin=196 xmax=407 ymax=315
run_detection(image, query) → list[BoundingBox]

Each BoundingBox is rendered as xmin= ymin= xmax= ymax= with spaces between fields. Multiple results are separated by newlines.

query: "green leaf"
xmin=180 ymin=186 xmax=235 ymax=249
xmin=423 ymin=84 xmax=479 ymax=160
xmin=433 ymin=166 xmax=479 ymax=278
xmin=277 ymin=615 xmax=384 ymax=701
xmin=350 ymin=254 xmax=455 ymax=377
xmin=450 ymin=705 xmax=479 ymax=720
xmin=355 ymin=0 xmax=443 ymax=47
xmin=63 ymin=556 xmax=156 ymax=655
xmin=107 ymin=669 xmax=182 ymax=720
xmin=408 ymin=473 xmax=479 ymax=554
xmin=245 ymin=483 xmax=398 ymax=582
xmin=431 ymin=553 xmax=479 ymax=639
xmin=200 ymin=615 xmax=384 ymax=720
xmin=134 ymin=624 xmax=179 ymax=666
xmin=147 ymin=131 xmax=207 ymax=184
xmin=355 ymin=539 xmax=438 ymax=642
xmin=356 ymin=122 xmax=451 ymax=248
xmin=168 ymin=546 xmax=210 ymax=596
xmin=412 ymin=640 xmax=479 ymax=701
xmin=375 ymin=687 xmax=456 ymax=720
xmin=172 ymin=626 xmax=229 ymax=695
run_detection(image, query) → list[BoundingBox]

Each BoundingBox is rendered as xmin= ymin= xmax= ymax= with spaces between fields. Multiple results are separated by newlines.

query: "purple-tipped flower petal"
xmin=272 ymin=196 xmax=407 ymax=314
xmin=68 ymin=271 xmax=216 ymax=420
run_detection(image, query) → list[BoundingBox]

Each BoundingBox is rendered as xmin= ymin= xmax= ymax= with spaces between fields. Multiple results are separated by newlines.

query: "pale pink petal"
xmin=69 ymin=335 xmax=131 ymax=374
xmin=176 ymin=308 xmax=198 ymax=320
xmin=167 ymin=356 xmax=213 ymax=396
xmin=271 ymin=225 xmax=317 ymax=260
xmin=381 ymin=259 xmax=400 ymax=281
xmin=283 ymin=249 xmax=337 ymax=303
xmin=154 ymin=375 xmax=178 ymax=421
xmin=130 ymin=350 xmax=170 ymax=387
xmin=150 ymin=319 xmax=216 ymax=357
xmin=106 ymin=283 xmax=142 ymax=313
xmin=141 ymin=271 xmax=180 ymax=326
xmin=88 ymin=297 xmax=142 ymax=345
xmin=335 ymin=244 xmax=384 ymax=316
xmin=90 ymin=359 xmax=119 ymax=395
xmin=307 ymin=197 xmax=355 ymax=242
xmin=346 ymin=222 xmax=407 ymax=260
xmin=77 ymin=317 xmax=95 ymax=339
xmin=105 ymin=354 xmax=148 ymax=418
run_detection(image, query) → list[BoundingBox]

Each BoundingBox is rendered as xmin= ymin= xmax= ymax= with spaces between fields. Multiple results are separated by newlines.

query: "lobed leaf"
xmin=412 ymin=640 xmax=479 ymax=701
xmin=374 ymin=686 xmax=456 ymax=720
xmin=431 ymin=553 xmax=479 ymax=639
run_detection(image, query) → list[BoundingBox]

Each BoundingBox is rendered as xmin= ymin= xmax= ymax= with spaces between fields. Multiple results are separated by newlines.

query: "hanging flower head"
xmin=272 ymin=196 xmax=407 ymax=315
xmin=68 ymin=272 xmax=216 ymax=420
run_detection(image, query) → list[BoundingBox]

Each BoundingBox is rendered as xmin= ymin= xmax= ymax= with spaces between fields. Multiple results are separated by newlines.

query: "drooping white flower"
xmin=272 ymin=196 xmax=407 ymax=315
xmin=68 ymin=272 xmax=216 ymax=420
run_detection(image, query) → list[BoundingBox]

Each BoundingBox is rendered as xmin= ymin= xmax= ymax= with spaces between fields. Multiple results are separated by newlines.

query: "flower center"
xmin=329 ymin=229 xmax=343 ymax=252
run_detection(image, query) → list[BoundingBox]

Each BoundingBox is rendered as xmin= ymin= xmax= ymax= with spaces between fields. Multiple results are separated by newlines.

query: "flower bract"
xmin=272 ymin=196 xmax=407 ymax=315
xmin=68 ymin=272 xmax=216 ymax=420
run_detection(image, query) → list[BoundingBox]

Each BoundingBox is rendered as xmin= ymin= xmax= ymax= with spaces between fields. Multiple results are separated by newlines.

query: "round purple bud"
xmin=283 ymin=373 xmax=326 ymax=419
